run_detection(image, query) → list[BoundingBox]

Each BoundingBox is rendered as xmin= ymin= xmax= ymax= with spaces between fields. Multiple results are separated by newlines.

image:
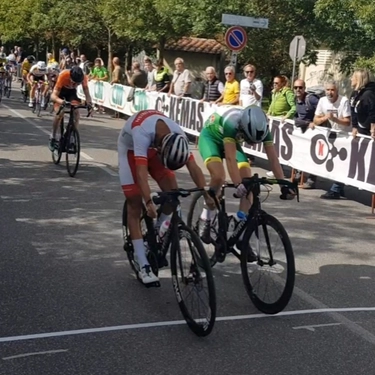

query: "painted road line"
xmin=1 ymin=307 xmax=375 ymax=344
xmin=2 ymin=103 xmax=118 ymax=177
xmin=2 ymin=349 xmax=68 ymax=360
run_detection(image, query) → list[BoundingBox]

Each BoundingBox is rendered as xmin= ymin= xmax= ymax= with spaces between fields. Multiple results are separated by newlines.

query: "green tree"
xmin=314 ymin=0 xmax=375 ymax=72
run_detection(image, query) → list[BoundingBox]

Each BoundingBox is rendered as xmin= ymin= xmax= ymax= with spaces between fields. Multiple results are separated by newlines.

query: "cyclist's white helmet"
xmin=7 ymin=54 xmax=16 ymax=62
xmin=239 ymin=105 xmax=269 ymax=144
xmin=37 ymin=61 xmax=47 ymax=70
xmin=49 ymin=62 xmax=59 ymax=71
xmin=160 ymin=133 xmax=190 ymax=170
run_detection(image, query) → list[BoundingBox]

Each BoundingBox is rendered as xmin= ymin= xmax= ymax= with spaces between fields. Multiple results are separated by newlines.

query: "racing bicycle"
xmin=31 ymin=80 xmax=45 ymax=117
xmin=122 ymin=188 xmax=217 ymax=337
xmin=52 ymin=102 xmax=90 ymax=177
xmin=187 ymin=174 xmax=298 ymax=314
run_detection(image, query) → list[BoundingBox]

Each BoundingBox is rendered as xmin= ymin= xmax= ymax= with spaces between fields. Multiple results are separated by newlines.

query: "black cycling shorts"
xmin=58 ymin=88 xmax=81 ymax=103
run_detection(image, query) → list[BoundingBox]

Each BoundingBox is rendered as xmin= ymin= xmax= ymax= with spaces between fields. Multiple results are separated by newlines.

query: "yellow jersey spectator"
xmin=47 ymin=53 xmax=57 ymax=66
xmin=214 ymin=66 xmax=240 ymax=105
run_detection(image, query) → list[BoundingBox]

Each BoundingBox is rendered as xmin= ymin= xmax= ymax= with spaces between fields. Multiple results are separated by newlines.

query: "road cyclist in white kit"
xmin=118 ymin=109 xmax=211 ymax=285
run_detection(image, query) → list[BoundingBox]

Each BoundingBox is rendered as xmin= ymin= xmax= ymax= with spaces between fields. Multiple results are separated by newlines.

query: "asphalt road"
xmin=1 ymin=90 xmax=375 ymax=375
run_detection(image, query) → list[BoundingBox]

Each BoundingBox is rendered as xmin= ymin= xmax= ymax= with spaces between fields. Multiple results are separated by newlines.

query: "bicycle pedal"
xmin=144 ymin=281 xmax=161 ymax=288
xmin=158 ymin=257 xmax=169 ymax=268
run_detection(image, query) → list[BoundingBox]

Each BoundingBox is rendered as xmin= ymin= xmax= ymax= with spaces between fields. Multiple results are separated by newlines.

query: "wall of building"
xmin=299 ymin=50 xmax=352 ymax=96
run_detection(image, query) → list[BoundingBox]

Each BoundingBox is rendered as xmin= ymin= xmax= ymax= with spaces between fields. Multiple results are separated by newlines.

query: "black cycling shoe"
xmin=199 ymin=219 xmax=212 ymax=244
xmin=236 ymin=240 xmax=257 ymax=262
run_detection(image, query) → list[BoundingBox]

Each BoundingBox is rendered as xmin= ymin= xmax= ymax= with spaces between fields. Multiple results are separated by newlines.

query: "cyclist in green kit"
xmin=198 ymin=105 xmax=296 ymax=244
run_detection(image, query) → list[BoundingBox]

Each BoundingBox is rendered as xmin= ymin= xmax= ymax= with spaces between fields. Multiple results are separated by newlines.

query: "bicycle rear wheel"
xmin=66 ymin=126 xmax=80 ymax=177
xmin=36 ymin=92 xmax=42 ymax=117
xmin=6 ymin=80 xmax=11 ymax=98
xmin=240 ymin=213 xmax=295 ymax=314
xmin=52 ymin=119 xmax=64 ymax=165
xmin=170 ymin=221 xmax=216 ymax=337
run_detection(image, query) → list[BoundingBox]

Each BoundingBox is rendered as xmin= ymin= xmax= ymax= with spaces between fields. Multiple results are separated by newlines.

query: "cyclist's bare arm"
xmin=51 ymin=88 xmax=64 ymax=105
xmin=186 ymin=157 xmax=207 ymax=190
xmin=264 ymin=144 xmax=284 ymax=179
xmin=83 ymin=86 xmax=92 ymax=104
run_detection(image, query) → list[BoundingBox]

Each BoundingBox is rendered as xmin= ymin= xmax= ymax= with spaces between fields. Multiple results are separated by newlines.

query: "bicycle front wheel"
xmin=170 ymin=222 xmax=216 ymax=337
xmin=187 ymin=191 xmax=217 ymax=267
xmin=66 ymin=127 xmax=80 ymax=177
xmin=240 ymin=213 xmax=295 ymax=314
xmin=52 ymin=120 xmax=64 ymax=165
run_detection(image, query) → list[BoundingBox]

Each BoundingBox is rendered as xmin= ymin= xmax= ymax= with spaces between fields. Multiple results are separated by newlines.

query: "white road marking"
xmin=0 ymin=307 xmax=375 ymax=344
xmin=293 ymin=322 xmax=343 ymax=332
xmin=293 ymin=285 xmax=375 ymax=345
xmin=80 ymin=151 xmax=94 ymax=161
xmin=1 ymin=103 xmax=118 ymax=177
xmin=2 ymin=349 xmax=68 ymax=360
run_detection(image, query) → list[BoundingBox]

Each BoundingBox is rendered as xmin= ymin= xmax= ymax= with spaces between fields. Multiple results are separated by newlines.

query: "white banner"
xmin=78 ymin=81 xmax=375 ymax=193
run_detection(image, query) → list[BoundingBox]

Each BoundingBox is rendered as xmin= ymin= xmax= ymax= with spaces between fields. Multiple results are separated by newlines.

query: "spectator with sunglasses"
xmin=240 ymin=64 xmax=263 ymax=107
xmin=267 ymin=75 xmax=296 ymax=121
xmin=215 ymin=66 xmax=240 ymax=105
xmin=293 ymin=79 xmax=319 ymax=189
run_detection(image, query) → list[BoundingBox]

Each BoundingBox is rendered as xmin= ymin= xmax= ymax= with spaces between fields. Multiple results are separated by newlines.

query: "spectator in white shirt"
xmin=239 ymin=64 xmax=263 ymax=107
xmin=168 ymin=57 xmax=192 ymax=98
xmin=313 ymin=80 xmax=351 ymax=199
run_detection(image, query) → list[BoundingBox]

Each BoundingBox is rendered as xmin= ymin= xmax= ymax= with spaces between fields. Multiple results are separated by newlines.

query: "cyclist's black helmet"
xmin=70 ymin=66 xmax=84 ymax=83
xmin=26 ymin=55 xmax=35 ymax=63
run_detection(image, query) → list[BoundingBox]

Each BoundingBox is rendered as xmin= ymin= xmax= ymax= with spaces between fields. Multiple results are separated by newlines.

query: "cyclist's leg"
xmin=41 ymin=79 xmax=48 ymax=106
xmin=198 ymin=129 xmax=224 ymax=241
xmin=29 ymin=75 xmax=36 ymax=106
xmin=119 ymin=144 xmax=158 ymax=283
xmin=148 ymin=148 xmax=178 ymax=227
xmin=236 ymin=145 xmax=252 ymax=213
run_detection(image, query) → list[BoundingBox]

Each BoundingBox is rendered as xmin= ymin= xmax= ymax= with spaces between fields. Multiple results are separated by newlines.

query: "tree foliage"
xmin=0 ymin=0 xmax=374 ymax=76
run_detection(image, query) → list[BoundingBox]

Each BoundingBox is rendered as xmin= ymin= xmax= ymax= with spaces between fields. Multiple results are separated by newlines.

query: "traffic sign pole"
xmin=230 ymin=52 xmax=238 ymax=67
xmin=289 ymin=35 xmax=306 ymax=86
xmin=291 ymin=37 xmax=300 ymax=86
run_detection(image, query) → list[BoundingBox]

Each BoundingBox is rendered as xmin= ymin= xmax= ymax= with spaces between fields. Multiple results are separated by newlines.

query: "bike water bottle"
xmin=159 ymin=220 xmax=170 ymax=240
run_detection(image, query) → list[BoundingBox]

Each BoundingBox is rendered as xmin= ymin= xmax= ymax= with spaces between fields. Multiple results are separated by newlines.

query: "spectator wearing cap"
xmin=154 ymin=59 xmax=170 ymax=93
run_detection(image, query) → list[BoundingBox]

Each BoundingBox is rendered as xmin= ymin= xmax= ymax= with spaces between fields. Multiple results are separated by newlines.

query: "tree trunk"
xmin=52 ymin=33 xmax=56 ymax=59
xmin=126 ymin=44 xmax=133 ymax=71
xmin=158 ymin=36 xmax=166 ymax=61
xmin=34 ymin=37 xmax=39 ymax=60
xmin=107 ymin=28 xmax=113 ymax=74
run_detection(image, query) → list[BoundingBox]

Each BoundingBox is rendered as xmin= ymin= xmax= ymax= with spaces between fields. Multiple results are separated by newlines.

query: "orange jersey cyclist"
xmin=49 ymin=66 xmax=92 ymax=151
xmin=118 ymin=109 xmax=209 ymax=285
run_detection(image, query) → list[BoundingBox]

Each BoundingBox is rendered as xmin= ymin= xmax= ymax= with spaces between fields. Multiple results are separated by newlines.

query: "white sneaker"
xmin=139 ymin=265 xmax=159 ymax=284
xmin=266 ymin=171 xmax=275 ymax=178
xmin=28 ymin=102 xmax=33 ymax=108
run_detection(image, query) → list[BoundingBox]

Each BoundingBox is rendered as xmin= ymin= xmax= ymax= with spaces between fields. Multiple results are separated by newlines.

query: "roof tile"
xmin=165 ymin=37 xmax=225 ymax=55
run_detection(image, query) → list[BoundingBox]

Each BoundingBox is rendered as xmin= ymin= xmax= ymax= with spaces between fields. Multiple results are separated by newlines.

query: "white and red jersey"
xmin=118 ymin=110 xmax=192 ymax=166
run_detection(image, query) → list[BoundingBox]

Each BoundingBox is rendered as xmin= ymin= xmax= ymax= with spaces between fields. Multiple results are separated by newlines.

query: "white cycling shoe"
xmin=139 ymin=265 xmax=159 ymax=284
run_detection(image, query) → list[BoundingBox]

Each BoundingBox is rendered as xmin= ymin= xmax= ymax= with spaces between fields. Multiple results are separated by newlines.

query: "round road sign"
xmin=225 ymin=26 xmax=248 ymax=52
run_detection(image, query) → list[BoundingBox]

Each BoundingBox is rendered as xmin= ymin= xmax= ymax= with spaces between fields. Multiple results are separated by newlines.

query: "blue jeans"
xmin=330 ymin=182 xmax=344 ymax=193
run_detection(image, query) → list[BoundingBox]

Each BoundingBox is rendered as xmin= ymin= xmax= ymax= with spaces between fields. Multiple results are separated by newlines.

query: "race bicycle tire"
xmin=240 ymin=213 xmax=295 ymax=314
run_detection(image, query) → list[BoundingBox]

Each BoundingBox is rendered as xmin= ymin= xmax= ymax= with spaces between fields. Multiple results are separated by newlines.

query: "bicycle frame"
xmin=210 ymin=174 xmax=299 ymax=262
xmin=150 ymin=188 xmax=204 ymax=267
